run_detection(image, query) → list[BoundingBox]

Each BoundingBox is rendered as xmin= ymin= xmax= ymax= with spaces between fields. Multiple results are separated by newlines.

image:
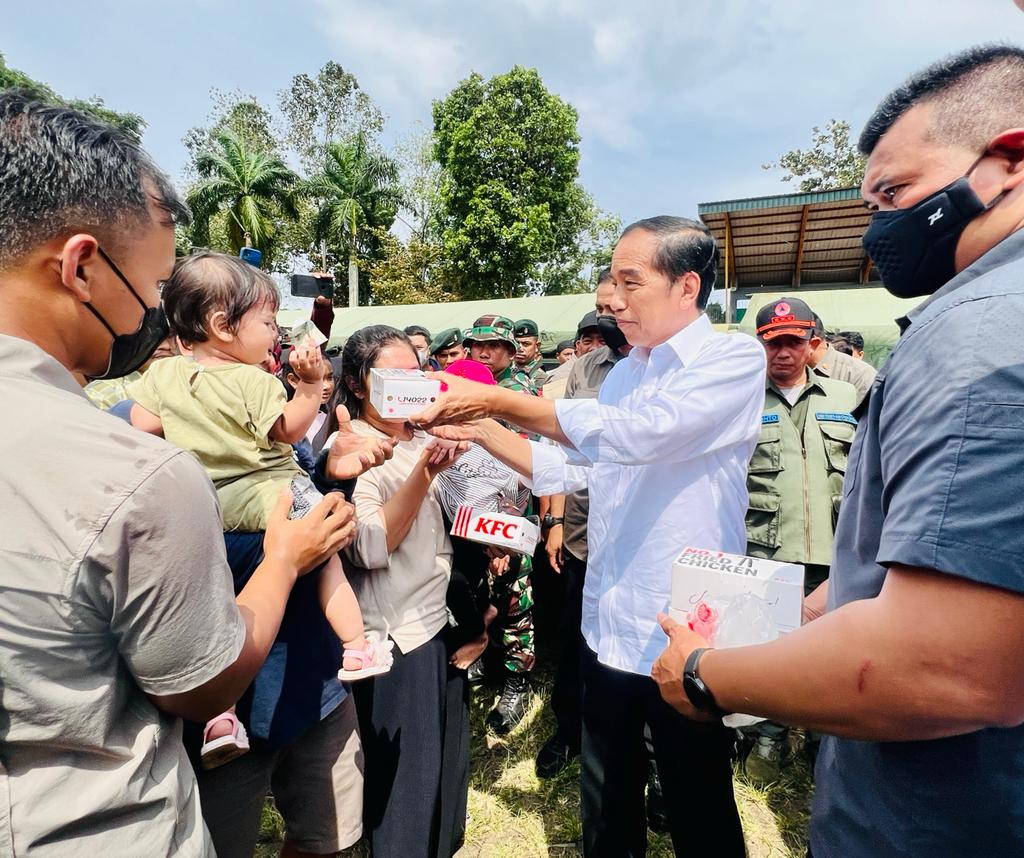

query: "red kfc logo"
xmin=473 ymin=517 xmax=519 ymax=539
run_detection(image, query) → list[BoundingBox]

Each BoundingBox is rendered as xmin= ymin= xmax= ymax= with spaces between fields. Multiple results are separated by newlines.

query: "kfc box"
xmin=369 ymin=368 xmax=441 ymax=420
xmin=669 ymin=547 xmax=805 ymax=636
xmin=449 ymin=505 xmax=540 ymax=556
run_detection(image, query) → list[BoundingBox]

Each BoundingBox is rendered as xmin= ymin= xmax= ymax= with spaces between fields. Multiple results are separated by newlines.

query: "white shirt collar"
xmin=629 ymin=313 xmax=714 ymax=369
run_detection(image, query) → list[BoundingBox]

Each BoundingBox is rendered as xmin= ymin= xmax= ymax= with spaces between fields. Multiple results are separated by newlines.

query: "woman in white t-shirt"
xmin=329 ymin=325 xmax=469 ymax=858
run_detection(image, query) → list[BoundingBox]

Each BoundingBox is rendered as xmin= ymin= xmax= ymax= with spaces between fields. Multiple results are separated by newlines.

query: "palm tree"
xmin=305 ymin=132 xmax=401 ymax=306
xmin=186 ymin=128 xmax=300 ymax=256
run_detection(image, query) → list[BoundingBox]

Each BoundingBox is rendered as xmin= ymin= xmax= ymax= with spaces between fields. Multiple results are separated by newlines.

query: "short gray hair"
xmin=620 ymin=216 xmax=719 ymax=309
xmin=0 ymin=89 xmax=189 ymax=271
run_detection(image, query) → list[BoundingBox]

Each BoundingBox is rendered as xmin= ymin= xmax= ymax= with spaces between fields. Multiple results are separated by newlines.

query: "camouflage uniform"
xmin=519 ymin=356 xmax=549 ymax=388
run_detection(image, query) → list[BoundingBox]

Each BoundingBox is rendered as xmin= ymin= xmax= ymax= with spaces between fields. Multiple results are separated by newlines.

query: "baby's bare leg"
xmin=318 ymin=554 xmax=367 ymax=670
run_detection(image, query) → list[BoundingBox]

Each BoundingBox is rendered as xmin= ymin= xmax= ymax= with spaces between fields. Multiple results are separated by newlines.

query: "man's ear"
xmin=809 ymin=335 xmax=823 ymax=352
xmin=208 ymin=310 xmax=234 ymax=344
xmin=988 ymin=129 xmax=1024 ymax=189
xmin=675 ymin=270 xmax=702 ymax=307
xmin=58 ymin=234 xmax=102 ymax=303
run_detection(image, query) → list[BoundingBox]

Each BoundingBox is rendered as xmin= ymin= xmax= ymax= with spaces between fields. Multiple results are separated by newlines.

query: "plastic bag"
xmin=686 ymin=593 xmax=778 ymax=727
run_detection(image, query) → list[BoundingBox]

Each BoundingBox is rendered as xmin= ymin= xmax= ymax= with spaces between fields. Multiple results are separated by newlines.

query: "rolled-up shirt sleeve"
xmin=528 ymin=439 xmax=590 ymax=495
xmin=554 ymin=335 xmax=766 ymax=467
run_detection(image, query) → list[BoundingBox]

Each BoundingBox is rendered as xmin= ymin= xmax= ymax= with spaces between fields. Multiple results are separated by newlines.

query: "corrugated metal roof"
xmin=699 ymin=186 xmax=879 ymax=290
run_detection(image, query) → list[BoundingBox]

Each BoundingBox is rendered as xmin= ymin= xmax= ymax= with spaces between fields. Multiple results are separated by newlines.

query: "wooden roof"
xmin=698 ymin=187 xmax=880 ymax=290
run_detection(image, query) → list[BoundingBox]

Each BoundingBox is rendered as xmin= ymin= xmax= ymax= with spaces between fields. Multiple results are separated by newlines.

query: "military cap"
xmin=464 ymin=314 xmax=517 ymax=350
xmin=513 ymin=319 xmax=540 ymax=338
xmin=429 ymin=327 xmax=463 ymax=355
xmin=755 ymin=297 xmax=817 ymax=341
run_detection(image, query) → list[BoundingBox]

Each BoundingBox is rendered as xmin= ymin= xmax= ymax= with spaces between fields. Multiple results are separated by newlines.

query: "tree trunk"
xmin=348 ymin=252 xmax=359 ymax=308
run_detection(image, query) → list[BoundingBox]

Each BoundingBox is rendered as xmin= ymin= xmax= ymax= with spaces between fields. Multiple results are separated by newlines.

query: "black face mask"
xmin=862 ymin=153 xmax=1007 ymax=299
xmin=84 ymin=247 xmax=170 ymax=380
xmin=596 ymin=314 xmax=629 ymax=352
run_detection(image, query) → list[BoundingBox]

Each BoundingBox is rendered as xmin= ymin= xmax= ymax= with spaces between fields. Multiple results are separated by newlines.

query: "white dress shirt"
xmin=530 ymin=314 xmax=766 ymax=675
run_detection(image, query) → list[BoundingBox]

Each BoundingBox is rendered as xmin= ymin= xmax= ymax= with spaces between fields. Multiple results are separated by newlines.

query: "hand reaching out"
xmin=326 ymin=407 xmax=397 ymax=480
xmin=290 ymin=343 xmax=324 ymax=384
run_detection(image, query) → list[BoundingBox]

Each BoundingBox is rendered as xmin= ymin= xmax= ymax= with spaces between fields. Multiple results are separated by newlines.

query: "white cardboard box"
xmin=669 ymin=547 xmax=805 ymax=636
xmin=369 ymin=368 xmax=441 ymax=420
xmin=449 ymin=505 xmax=540 ymax=556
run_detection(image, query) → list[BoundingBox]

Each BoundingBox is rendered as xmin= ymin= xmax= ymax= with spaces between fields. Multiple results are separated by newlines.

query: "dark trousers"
xmin=580 ymin=645 xmax=744 ymax=858
xmin=353 ymin=632 xmax=470 ymax=858
xmin=550 ymin=551 xmax=586 ymax=751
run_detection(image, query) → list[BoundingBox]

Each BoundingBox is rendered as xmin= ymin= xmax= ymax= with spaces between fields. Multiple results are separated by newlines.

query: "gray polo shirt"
xmin=561 ymin=345 xmax=624 ymax=562
xmin=812 ymin=228 xmax=1024 ymax=858
xmin=812 ymin=343 xmax=876 ymax=409
xmin=0 ymin=335 xmax=245 ymax=856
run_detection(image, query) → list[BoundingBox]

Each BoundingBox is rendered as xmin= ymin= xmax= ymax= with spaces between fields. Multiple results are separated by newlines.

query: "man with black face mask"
xmin=0 ymin=92 xmax=356 ymax=856
xmin=647 ymin=44 xmax=1024 ymax=858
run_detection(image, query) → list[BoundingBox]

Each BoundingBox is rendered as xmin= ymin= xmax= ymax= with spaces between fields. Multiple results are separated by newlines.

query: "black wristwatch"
xmin=682 ymin=648 xmax=729 ymax=718
xmin=542 ymin=514 xmax=564 ymax=529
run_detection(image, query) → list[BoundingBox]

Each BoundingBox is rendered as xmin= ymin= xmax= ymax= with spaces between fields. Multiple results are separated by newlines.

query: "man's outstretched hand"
xmin=326 ymin=407 xmax=397 ymax=480
xmin=409 ymin=372 xmax=494 ymax=429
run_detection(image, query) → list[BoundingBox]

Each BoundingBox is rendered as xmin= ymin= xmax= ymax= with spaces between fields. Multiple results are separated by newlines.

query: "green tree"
xmin=705 ymin=302 xmax=726 ymax=324
xmin=279 ymin=62 xmax=385 ymax=175
xmin=432 ymin=66 xmax=589 ymax=299
xmin=185 ymin=128 xmax=300 ymax=260
xmin=533 ymin=204 xmax=621 ymax=295
xmin=366 ymin=227 xmax=457 ymax=305
xmin=305 ymin=132 xmax=401 ymax=306
xmin=182 ymin=91 xmax=282 ymax=177
xmin=763 ymin=119 xmax=866 ymax=192
xmin=0 ymin=51 xmax=144 ymax=140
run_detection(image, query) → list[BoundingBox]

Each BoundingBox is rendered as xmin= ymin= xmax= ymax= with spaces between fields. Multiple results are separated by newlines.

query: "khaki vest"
xmin=745 ymin=375 xmax=857 ymax=566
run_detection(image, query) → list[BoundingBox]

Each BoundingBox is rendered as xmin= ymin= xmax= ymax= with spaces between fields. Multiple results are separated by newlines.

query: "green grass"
xmin=257 ymin=665 xmax=813 ymax=857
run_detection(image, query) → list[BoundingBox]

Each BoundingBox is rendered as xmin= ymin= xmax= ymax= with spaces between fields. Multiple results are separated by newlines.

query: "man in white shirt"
xmin=413 ymin=216 xmax=765 ymax=856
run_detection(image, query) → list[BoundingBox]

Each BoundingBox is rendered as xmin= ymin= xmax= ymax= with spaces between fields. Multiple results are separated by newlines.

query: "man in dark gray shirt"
xmin=651 ymin=45 xmax=1024 ymax=858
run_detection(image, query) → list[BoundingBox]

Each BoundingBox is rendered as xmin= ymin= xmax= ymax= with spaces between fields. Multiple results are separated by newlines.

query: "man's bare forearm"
xmin=700 ymin=574 xmax=1021 ymax=741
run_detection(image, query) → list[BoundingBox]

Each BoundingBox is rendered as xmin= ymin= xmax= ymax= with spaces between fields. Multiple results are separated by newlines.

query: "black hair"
xmin=836 ymin=330 xmax=865 ymax=352
xmin=279 ymin=352 xmax=340 ymax=402
xmin=859 ymin=44 xmax=1024 ymax=155
xmin=620 ymin=216 xmax=719 ymax=309
xmin=0 ymin=89 xmax=189 ymax=271
xmin=324 ymin=325 xmax=418 ymax=432
xmin=404 ymin=325 xmax=432 ymax=341
xmin=161 ymin=250 xmax=280 ymax=344
xmin=596 ymin=267 xmax=613 ymax=286
xmin=829 ymin=336 xmax=854 ymax=356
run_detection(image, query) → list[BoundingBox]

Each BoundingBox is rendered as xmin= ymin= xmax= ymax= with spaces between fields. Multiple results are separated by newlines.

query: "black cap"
xmin=556 ymin=339 xmax=576 ymax=353
xmin=755 ymin=297 xmax=817 ymax=341
xmin=576 ymin=310 xmax=600 ymax=336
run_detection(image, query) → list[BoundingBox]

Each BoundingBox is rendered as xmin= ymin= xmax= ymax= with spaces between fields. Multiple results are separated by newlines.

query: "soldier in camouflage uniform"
xmin=513 ymin=318 xmax=549 ymax=387
xmin=463 ymin=314 xmax=538 ymax=733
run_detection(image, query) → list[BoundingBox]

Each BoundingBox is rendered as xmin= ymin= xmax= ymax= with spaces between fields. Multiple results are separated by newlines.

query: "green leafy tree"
xmin=305 ymin=132 xmax=401 ymax=306
xmin=705 ymin=302 xmax=726 ymax=324
xmin=0 ymin=51 xmax=144 ymax=140
xmin=366 ymin=227 xmax=457 ymax=305
xmin=433 ymin=66 xmax=589 ymax=299
xmin=279 ymin=62 xmax=385 ymax=175
xmin=185 ymin=128 xmax=300 ymax=260
xmin=534 ymin=204 xmax=621 ymax=295
xmin=763 ymin=119 xmax=866 ymax=192
xmin=182 ymin=91 xmax=282 ymax=177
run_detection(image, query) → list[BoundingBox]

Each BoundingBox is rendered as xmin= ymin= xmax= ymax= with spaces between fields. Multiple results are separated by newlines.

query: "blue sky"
xmin=5 ymin=0 xmax=1023 ymax=226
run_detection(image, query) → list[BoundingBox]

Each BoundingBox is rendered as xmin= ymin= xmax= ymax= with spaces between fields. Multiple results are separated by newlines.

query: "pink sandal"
xmin=338 ymin=631 xmax=394 ymax=681
xmin=200 ymin=710 xmax=249 ymax=770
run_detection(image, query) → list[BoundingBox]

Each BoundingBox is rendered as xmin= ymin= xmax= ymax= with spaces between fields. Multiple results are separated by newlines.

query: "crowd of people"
xmin=2 ymin=41 xmax=1024 ymax=858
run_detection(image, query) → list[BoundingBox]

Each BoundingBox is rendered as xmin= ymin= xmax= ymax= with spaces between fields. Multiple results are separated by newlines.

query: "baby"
xmin=129 ymin=250 xmax=389 ymax=768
